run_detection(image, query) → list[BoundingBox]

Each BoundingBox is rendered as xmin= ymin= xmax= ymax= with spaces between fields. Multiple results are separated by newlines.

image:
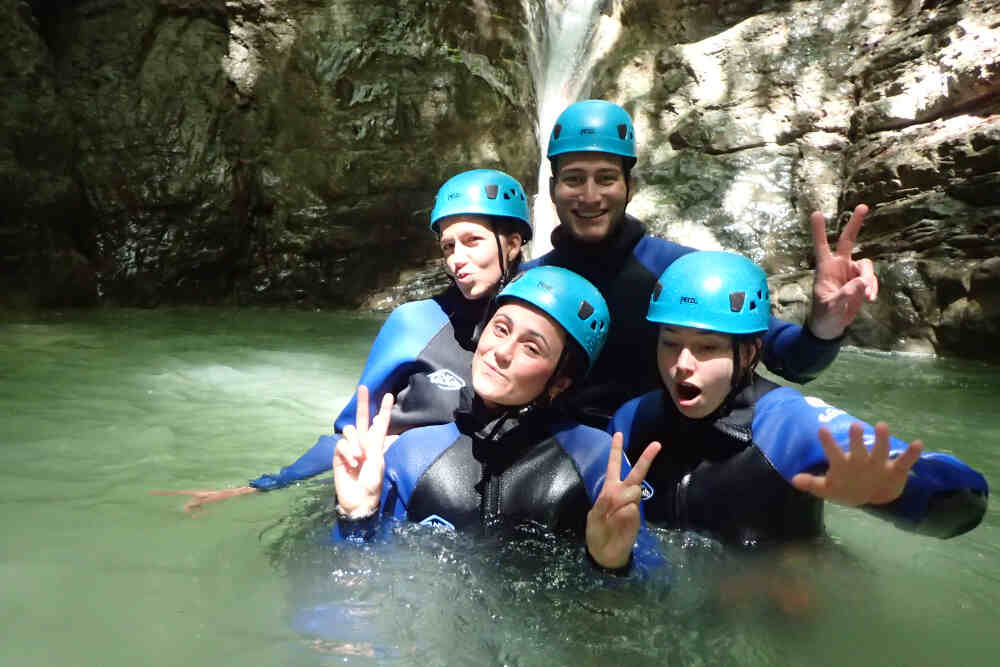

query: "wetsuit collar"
xmin=435 ymin=284 xmax=491 ymax=350
xmin=661 ymin=374 xmax=779 ymax=452
xmin=548 ymin=215 xmax=646 ymax=281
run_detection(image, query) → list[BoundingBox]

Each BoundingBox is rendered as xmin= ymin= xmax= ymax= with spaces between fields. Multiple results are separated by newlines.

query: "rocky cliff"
xmin=3 ymin=0 xmax=999 ymax=359
xmin=599 ymin=0 xmax=1000 ymax=357
xmin=2 ymin=0 xmax=535 ymax=308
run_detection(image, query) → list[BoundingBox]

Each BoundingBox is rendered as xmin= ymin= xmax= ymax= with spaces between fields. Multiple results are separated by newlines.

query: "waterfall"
xmin=522 ymin=1 xmax=623 ymax=256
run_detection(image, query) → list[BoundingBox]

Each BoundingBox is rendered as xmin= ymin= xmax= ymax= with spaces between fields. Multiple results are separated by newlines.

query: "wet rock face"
xmin=2 ymin=0 xmax=535 ymax=307
xmin=599 ymin=0 xmax=1000 ymax=358
xmin=4 ymin=0 xmax=999 ymax=360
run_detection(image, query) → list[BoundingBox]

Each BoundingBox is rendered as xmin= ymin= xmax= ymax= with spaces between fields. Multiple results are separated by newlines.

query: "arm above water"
xmin=250 ymin=301 xmax=448 ymax=491
xmin=761 ymin=204 xmax=880 ymax=383
xmin=754 ymin=388 xmax=989 ymax=538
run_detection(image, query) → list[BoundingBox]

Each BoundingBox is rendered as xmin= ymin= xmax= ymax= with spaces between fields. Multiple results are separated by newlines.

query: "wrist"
xmin=336 ymin=499 xmax=379 ymax=521
xmin=586 ymin=546 xmax=634 ymax=575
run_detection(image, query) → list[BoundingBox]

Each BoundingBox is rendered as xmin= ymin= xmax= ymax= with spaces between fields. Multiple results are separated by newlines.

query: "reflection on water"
xmin=1 ymin=310 xmax=997 ymax=666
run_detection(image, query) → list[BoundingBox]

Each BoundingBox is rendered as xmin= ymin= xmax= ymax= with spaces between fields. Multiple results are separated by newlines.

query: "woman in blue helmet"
xmin=156 ymin=170 xmax=538 ymax=511
xmin=332 ymin=266 xmax=661 ymax=572
xmin=609 ymin=250 xmax=988 ymax=546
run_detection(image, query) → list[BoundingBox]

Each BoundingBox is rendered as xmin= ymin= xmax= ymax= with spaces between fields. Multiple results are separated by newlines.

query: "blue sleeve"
xmin=249 ymin=435 xmax=340 ymax=491
xmin=753 ymin=388 xmax=989 ymax=537
xmin=556 ymin=423 xmax=668 ymax=577
xmin=249 ymin=301 xmax=448 ymax=491
xmin=760 ymin=317 xmax=841 ymax=384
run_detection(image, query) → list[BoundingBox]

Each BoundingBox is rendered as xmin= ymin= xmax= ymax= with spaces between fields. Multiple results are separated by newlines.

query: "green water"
xmin=1 ymin=309 xmax=997 ymax=666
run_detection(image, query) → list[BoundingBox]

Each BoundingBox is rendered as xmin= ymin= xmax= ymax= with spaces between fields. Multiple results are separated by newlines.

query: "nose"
xmin=579 ymin=177 xmax=600 ymax=203
xmin=675 ymin=346 xmax=696 ymax=374
xmin=448 ymin=244 xmax=468 ymax=272
xmin=491 ymin=336 xmax=515 ymax=367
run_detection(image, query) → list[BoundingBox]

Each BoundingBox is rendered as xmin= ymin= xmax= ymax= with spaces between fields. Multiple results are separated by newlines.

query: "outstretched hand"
xmin=808 ymin=204 xmax=879 ymax=340
xmin=586 ymin=433 xmax=661 ymax=569
xmin=150 ymin=486 xmax=257 ymax=514
xmin=791 ymin=421 xmax=922 ymax=506
xmin=333 ymin=385 xmax=395 ymax=518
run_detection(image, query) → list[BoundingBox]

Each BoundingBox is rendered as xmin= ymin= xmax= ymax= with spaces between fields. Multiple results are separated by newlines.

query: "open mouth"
xmin=675 ymin=381 xmax=701 ymax=402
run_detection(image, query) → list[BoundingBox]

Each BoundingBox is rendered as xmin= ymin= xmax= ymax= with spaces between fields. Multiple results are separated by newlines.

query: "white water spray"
xmin=522 ymin=0 xmax=623 ymax=255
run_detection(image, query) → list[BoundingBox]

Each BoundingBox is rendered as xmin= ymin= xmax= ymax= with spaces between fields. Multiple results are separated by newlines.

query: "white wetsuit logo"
xmin=427 ymin=369 xmax=466 ymax=390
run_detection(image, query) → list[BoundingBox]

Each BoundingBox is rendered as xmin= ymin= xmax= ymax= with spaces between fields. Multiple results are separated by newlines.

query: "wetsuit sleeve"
xmin=249 ymin=302 xmax=448 ymax=491
xmin=753 ymin=387 xmax=989 ymax=538
xmin=760 ymin=316 xmax=842 ymax=384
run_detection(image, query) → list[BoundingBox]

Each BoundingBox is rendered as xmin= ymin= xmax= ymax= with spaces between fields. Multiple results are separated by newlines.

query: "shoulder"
xmin=521 ymin=253 xmax=550 ymax=271
xmin=610 ymin=390 xmax=665 ymax=434
xmin=373 ymin=299 xmax=450 ymax=347
xmin=386 ymin=422 xmax=462 ymax=473
xmin=632 ymin=234 xmax=695 ymax=276
xmin=550 ymin=421 xmax=613 ymax=477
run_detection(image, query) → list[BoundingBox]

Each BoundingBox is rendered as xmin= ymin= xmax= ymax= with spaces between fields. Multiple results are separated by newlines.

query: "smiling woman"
xmin=152 ymin=169 xmax=534 ymax=511
xmin=330 ymin=265 xmax=662 ymax=574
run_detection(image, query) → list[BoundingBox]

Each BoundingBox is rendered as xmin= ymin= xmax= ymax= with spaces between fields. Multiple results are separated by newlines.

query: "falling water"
xmin=522 ymin=0 xmax=623 ymax=255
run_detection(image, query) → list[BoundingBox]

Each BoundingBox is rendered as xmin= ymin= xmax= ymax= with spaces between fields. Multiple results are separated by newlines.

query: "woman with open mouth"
xmin=610 ymin=250 xmax=988 ymax=546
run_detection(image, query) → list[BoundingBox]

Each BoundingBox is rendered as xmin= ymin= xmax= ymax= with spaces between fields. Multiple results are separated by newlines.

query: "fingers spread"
xmin=623 ymin=441 xmax=661 ymax=487
xmin=810 ymin=211 xmax=832 ymax=261
xmin=791 ymin=472 xmax=826 ymax=497
xmin=836 ymin=204 xmax=868 ymax=257
xmin=355 ymin=385 xmax=370 ymax=438
xmin=605 ymin=432 xmax=624 ymax=483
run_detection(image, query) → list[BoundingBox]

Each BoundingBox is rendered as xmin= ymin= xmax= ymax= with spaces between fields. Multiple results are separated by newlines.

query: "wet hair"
xmin=730 ymin=333 xmax=764 ymax=391
xmin=490 ymin=217 xmax=525 ymax=278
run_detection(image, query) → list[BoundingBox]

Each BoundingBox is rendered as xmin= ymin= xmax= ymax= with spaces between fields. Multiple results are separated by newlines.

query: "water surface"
xmin=1 ymin=309 xmax=996 ymax=666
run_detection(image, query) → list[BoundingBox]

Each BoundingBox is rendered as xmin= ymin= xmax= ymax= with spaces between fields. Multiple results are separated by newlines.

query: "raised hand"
xmin=791 ymin=421 xmax=923 ymax=506
xmin=150 ymin=486 xmax=256 ymax=514
xmin=808 ymin=204 xmax=879 ymax=340
xmin=586 ymin=433 xmax=661 ymax=569
xmin=333 ymin=385 xmax=395 ymax=519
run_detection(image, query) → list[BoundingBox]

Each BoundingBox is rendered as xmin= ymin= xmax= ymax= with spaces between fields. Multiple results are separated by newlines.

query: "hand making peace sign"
xmin=333 ymin=385 xmax=395 ymax=519
xmin=808 ymin=204 xmax=880 ymax=340
xmin=586 ymin=433 xmax=661 ymax=570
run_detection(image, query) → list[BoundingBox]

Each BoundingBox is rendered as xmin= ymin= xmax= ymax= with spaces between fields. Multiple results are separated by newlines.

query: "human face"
xmin=550 ymin=152 xmax=631 ymax=244
xmin=438 ymin=215 xmax=522 ymax=300
xmin=473 ymin=302 xmax=570 ymax=408
xmin=656 ymin=325 xmax=737 ymax=419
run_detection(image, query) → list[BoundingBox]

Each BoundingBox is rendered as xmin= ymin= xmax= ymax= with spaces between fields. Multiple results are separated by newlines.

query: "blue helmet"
xmin=547 ymin=100 xmax=636 ymax=167
xmin=647 ymin=251 xmax=771 ymax=335
xmin=429 ymin=169 xmax=532 ymax=241
xmin=496 ymin=266 xmax=609 ymax=372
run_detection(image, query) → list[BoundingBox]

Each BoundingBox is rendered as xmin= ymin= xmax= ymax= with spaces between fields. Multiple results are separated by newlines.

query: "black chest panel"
xmin=627 ymin=377 xmax=824 ymax=546
xmin=406 ymin=432 xmax=591 ymax=537
xmin=390 ymin=321 xmax=472 ymax=433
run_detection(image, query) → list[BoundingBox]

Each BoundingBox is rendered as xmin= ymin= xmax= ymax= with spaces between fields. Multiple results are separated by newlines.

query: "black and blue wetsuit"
xmin=523 ymin=217 xmax=842 ymax=422
xmin=610 ymin=375 xmax=989 ymax=545
xmin=334 ymin=389 xmax=657 ymax=572
xmin=250 ymin=285 xmax=484 ymax=491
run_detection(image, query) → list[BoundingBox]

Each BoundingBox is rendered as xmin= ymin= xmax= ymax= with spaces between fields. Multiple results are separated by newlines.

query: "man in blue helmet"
xmin=524 ymin=99 xmax=878 ymax=425
xmin=609 ymin=250 xmax=987 ymax=545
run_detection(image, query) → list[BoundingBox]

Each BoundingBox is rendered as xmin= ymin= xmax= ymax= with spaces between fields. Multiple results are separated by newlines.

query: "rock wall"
xmin=598 ymin=0 xmax=1000 ymax=358
xmin=3 ymin=0 xmax=999 ymax=359
xmin=1 ymin=0 xmax=535 ymax=307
